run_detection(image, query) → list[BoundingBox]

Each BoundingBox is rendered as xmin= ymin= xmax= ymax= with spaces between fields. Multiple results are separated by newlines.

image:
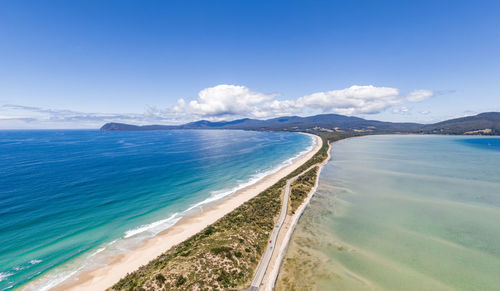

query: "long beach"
xmin=46 ymin=134 xmax=322 ymax=291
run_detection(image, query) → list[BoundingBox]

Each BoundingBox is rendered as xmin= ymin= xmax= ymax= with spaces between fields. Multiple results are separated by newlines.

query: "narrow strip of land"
xmin=43 ymin=134 xmax=322 ymax=291
xmin=248 ymin=141 xmax=332 ymax=291
xmin=248 ymin=160 xmax=328 ymax=290
xmin=247 ymin=177 xmax=292 ymax=291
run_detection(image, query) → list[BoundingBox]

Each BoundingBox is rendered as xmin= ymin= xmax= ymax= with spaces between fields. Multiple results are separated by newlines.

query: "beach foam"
xmin=0 ymin=273 xmax=12 ymax=282
xmin=125 ymin=134 xmax=316 ymax=239
xmin=13 ymin=131 xmax=317 ymax=291
xmin=47 ymin=134 xmax=321 ymax=291
xmin=124 ymin=213 xmax=182 ymax=238
xmin=187 ymin=137 xmax=315 ymax=212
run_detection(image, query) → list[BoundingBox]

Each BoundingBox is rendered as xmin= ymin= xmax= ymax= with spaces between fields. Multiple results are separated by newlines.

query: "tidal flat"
xmin=278 ymin=135 xmax=500 ymax=291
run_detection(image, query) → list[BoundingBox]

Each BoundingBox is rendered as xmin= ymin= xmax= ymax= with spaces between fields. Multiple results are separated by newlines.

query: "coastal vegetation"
xmin=276 ymin=135 xmax=500 ymax=291
xmin=289 ymin=166 xmax=318 ymax=214
xmin=109 ymin=135 xmax=334 ymax=291
xmin=111 ymin=177 xmax=284 ymax=290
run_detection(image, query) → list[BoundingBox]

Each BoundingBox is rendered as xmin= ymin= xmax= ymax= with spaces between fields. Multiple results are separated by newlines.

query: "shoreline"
xmin=43 ymin=133 xmax=322 ymax=291
xmin=262 ymin=140 xmax=333 ymax=290
xmin=268 ymin=134 xmax=500 ymax=290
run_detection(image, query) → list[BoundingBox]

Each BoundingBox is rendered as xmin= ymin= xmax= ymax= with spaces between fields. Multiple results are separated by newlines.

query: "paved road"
xmin=248 ymin=178 xmax=292 ymax=290
xmin=248 ymin=165 xmax=316 ymax=290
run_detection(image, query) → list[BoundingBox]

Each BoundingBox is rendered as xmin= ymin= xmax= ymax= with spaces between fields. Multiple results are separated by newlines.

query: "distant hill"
xmin=100 ymin=112 xmax=500 ymax=135
xmin=420 ymin=112 xmax=500 ymax=135
xmin=100 ymin=122 xmax=177 ymax=131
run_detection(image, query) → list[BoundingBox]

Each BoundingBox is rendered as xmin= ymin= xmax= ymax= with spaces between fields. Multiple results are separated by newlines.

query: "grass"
xmin=109 ymin=134 xmax=336 ymax=291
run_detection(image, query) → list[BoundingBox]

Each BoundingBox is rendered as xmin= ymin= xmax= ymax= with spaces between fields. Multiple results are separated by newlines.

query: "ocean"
xmin=278 ymin=135 xmax=500 ymax=290
xmin=0 ymin=129 xmax=313 ymax=290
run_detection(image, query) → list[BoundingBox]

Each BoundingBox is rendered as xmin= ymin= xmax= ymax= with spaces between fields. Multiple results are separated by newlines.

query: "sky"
xmin=0 ymin=0 xmax=499 ymax=129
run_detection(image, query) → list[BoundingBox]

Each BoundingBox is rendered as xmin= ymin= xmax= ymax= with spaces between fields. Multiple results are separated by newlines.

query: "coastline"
xmin=262 ymin=140 xmax=333 ymax=290
xmin=44 ymin=133 xmax=322 ymax=291
xmin=271 ymin=135 xmax=500 ymax=290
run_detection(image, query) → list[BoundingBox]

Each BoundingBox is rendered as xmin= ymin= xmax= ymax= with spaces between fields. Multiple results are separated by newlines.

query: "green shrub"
xmin=109 ymin=134 xmax=342 ymax=291
xmin=155 ymin=274 xmax=165 ymax=285
xmin=175 ymin=275 xmax=186 ymax=286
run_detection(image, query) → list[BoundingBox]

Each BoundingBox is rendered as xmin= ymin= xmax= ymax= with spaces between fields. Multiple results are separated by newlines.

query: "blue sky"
xmin=0 ymin=0 xmax=499 ymax=129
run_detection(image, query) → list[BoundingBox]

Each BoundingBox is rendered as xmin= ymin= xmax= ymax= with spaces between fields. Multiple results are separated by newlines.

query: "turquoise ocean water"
xmin=0 ymin=130 xmax=313 ymax=290
xmin=280 ymin=135 xmax=500 ymax=290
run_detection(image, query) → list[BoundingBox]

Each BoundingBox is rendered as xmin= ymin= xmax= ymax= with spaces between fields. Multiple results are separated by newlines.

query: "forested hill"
xmin=420 ymin=112 xmax=500 ymax=135
xmin=100 ymin=112 xmax=500 ymax=135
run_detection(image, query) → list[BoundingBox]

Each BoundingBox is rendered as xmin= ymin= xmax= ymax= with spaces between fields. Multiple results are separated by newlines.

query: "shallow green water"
xmin=280 ymin=135 xmax=500 ymax=291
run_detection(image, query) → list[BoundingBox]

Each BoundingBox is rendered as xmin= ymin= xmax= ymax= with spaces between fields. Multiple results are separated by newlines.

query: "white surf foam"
xmin=0 ymin=272 xmax=13 ymax=282
xmin=123 ymin=134 xmax=315 ymax=238
xmin=89 ymin=248 xmax=105 ymax=257
xmin=34 ymin=268 xmax=82 ymax=291
xmin=24 ymin=134 xmax=316 ymax=291
xmin=186 ymin=134 xmax=316 ymax=212
xmin=20 ymin=253 xmax=99 ymax=291
xmin=124 ymin=213 xmax=182 ymax=238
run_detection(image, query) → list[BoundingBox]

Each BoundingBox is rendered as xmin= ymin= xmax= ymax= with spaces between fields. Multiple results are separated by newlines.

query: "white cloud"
xmin=171 ymin=84 xmax=433 ymax=119
xmin=407 ymin=89 xmax=433 ymax=102
xmin=256 ymin=99 xmax=301 ymax=117
xmin=1 ymin=84 xmax=435 ymax=128
xmin=296 ymin=85 xmax=402 ymax=115
xmin=0 ymin=104 xmax=183 ymax=129
xmin=173 ymin=84 xmax=278 ymax=119
xmin=392 ymin=106 xmax=410 ymax=114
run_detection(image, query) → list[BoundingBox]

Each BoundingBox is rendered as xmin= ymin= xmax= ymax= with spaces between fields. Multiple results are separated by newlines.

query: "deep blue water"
xmin=458 ymin=137 xmax=500 ymax=151
xmin=0 ymin=130 xmax=312 ymax=290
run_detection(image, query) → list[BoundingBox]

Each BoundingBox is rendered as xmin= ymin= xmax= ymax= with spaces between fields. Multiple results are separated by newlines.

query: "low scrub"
xmin=290 ymin=166 xmax=318 ymax=213
xmin=110 ymin=134 xmax=334 ymax=291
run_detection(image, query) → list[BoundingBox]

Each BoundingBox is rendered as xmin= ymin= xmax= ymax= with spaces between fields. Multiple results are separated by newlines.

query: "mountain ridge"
xmin=100 ymin=112 xmax=500 ymax=135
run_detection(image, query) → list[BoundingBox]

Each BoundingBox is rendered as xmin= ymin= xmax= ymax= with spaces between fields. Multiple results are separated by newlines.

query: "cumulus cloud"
xmin=173 ymin=84 xmax=278 ymax=119
xmin=255 ymin=99 xmax=301 ymax=118
xmin=295 ymin=85 xmax=402 ymax=115
xmin=1 ymin=84 xmax=435 ymax=128
xmin=171 ymin=84 xmax=433 ymax=119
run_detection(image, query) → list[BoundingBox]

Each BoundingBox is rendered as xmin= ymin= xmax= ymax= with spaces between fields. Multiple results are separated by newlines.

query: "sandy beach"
xmin=47 ymin=134 xmax=322 ymax=291
xmin=262 ymin=140 xmax=332 ymax=290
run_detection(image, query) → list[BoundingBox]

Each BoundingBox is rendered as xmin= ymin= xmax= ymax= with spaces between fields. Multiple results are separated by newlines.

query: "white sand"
xmin=51 ymin=134 xmax=322 ymax=291
xmin=262 ymin=140 xmax=332 ymax=291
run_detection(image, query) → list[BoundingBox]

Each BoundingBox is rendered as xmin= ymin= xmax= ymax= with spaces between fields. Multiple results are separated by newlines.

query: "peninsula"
xmin=51 ymin=134 xmax=326 ymax=290
xmin=101 ymin=112 xmax=500 ymax=136
xmin=85 ymin=112 xmax=500 ymax=290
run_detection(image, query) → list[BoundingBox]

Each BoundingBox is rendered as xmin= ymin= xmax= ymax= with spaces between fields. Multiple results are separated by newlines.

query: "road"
xmin=247 ymin=165 xmax=316 ymax=291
